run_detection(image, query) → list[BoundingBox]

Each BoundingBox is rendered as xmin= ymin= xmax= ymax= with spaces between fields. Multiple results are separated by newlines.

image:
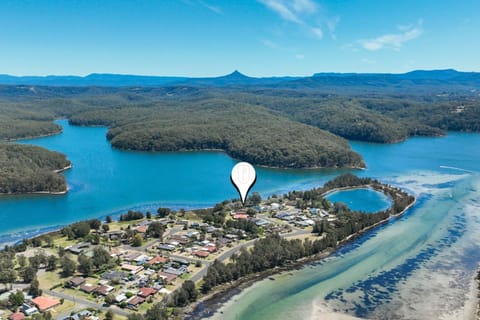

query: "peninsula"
xmin=0 ymin=144 xmax=71 ymax=194
xmin=0 ymin=174 xmax=415 ymax=320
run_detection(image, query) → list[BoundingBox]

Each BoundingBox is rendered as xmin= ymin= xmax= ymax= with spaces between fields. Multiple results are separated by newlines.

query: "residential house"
xmin=8 ymin=313 xmax=24 ymax=320
xmin=94 ymin=285 xmax=115 ymax=296
xmin=101 ymin=271 xmax=128 ymax=282
xmin=127 ymin=296 xmax=145 ymax=308
xmin=66 ymin=276 xmax=85 ymax=288
xmin=232 ymin=213 xmax=249 ymax=220
xmin=20 ymin=304 xmax=37 ymax=316
xmin=121 ymin=264 xmax=144 ymax=275
xmin=65 ymin=243 xmax=90 ymax=255
xmin=135 ymin=225 xmax=148 ymax=234
xmin=158 ymin=271 xmax=177 ymax=284
xmin=115 ymin=294 xmax=127 ymax=303
xmin=123 ymin=251 xmax=143 ymax=262
xmin=193 ymin=251 xmax=209 ymax=258
xmin=80 ymin=283 xmax=98 ymax=294
xmin=170 ymin=257 xmax=189 ymax=265
xmin=31 ymin=296 xmax=61 ymax=312
xmin=138 ymin=287 xmax=157 ymax=298
xmin=146 ymin=256 xmax=168 ymax=266
xmin=66 ymin=310 xmax=93 ymax=320
xmin=158 ymin=244 xmax=175 ymax=251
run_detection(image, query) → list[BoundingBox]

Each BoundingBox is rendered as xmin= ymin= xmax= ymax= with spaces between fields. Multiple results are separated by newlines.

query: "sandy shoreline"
xmin=186 ymin=187 xmax=417 ymax=319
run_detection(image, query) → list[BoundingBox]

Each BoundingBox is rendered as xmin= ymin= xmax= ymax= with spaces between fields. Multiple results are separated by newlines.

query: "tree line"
xmin=0 ymin=144 xmax=70 ymax=194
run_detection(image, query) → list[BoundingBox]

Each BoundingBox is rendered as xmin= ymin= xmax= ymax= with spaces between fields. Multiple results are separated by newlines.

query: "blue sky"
xmin=0 ymin=0 xmax=479 ymax=76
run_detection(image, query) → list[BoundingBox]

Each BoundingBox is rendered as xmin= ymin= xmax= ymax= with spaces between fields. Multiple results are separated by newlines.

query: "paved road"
xmin=43 ymin=289 xmax=131 ymax=317
xmin=188 ymin=226 xmax=311 ymax=283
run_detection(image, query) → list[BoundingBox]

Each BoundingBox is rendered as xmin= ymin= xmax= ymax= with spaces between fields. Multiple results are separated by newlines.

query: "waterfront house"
xmin=232 ymin=213 xmax=249 ymax=220
xmin=65 ymin=242 xmax=89 ymax=255
xmin=135 ymin=225 xmax=148 ymax=233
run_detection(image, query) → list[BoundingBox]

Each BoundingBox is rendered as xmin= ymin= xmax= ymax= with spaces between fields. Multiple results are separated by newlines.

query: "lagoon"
xmin=325 ymin=188 xmax=391 ymax=212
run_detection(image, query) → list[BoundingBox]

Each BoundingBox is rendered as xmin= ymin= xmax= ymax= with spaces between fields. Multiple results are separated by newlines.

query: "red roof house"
xmin=136 ymin=225 xmax=148 ymax=233
xmin=206 ymin=246 xmax=217 ymax=253
xmin=193 ymin=250 xmax=209 ymax=258
xmin=8 ymin=313 xmax=25 ymax=320
xmin=146 ymin=256 xmax=168 ymax=265
xmin=138 ymin=287 xmax=158 ymax=298
xmin=232 ymin=213 xmax=249 ymax=220
xmin=31 ymin=296 xmax=61 ymax=312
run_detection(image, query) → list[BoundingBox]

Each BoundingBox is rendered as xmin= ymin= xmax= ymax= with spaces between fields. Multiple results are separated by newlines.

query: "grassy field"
xmin=38 ymin=270 xmax=62 ymax=289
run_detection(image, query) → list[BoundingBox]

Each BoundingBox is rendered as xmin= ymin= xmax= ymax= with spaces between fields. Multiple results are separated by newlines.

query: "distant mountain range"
xmin=0 ymin=69 xmax=479 ymax=90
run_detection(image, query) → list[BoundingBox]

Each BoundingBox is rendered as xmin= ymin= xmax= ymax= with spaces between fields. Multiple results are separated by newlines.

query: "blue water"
xmin=210 ymin=133 xmax=480 ymax=320
xmin=0 ymin=120 xmax=353 ymax=244
xmin=2 ymin=120 xmax=480 ymax=319
xmin=325 ymin=188 xmax=391 ymax=212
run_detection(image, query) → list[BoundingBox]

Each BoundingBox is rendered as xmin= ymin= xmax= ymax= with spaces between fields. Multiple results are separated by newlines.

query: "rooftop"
xmin=31 ymin=296 xmax=61 ymax=312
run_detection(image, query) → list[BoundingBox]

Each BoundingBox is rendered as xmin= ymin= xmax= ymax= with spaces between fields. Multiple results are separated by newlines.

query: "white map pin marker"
xmin=231 ymin=162 xmax=256 ymax=206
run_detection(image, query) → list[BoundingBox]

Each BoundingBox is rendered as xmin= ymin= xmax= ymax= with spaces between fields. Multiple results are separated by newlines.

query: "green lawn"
xmin=50 ymin=299 xmax=76 ymax=316
xmin=38 ymin=271 xmax=62 ymax=289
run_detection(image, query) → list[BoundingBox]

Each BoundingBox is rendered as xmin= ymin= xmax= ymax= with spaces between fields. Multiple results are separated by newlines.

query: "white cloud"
xmin=293 ymin=0 xmax=318 ymax=14
xmin=259 ymin=0 xmax=304 ymax=24
xmin=359 ymin=21 xmax=423 ymax=51
xmin=326 ymin=16 xmax=340 ymax=39
xmin=197 ymin=0 xmax=222 ymax=14
xmin=311 ymin=27 xmax=323 ymax=39
xmin=259 ymin=0 xmax=339 ymax=42
xmin=295 ymin=54 xmax=305 ymax=59
xmin=259 ymin=0 xmax=319 ymax=24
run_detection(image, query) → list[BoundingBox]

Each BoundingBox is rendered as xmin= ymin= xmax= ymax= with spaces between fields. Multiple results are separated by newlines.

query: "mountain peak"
xmin=225 ymin=70 xmax=248 ymax=78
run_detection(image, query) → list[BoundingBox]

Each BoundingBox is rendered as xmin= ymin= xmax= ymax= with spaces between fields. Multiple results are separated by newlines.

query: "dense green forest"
xmin=1 ymin=76 xmax=479 ymax=169
xmin=0 ymin=144 xmax=70 ymax=194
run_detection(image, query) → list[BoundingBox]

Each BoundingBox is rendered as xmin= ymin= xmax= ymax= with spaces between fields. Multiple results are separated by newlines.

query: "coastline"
xmin=186 ymin=187 xmax=416 ymax=319
xmin=1 ymin=127 xmax=63 ymax=142
xmin=0 ymin=163 xmax=72 ymax=197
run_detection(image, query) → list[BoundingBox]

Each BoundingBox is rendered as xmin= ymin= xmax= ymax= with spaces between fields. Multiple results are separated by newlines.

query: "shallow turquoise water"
xmin=325 ymin=188 xmax=391 ymax=212
xmin=209 ymin=133 xmax=480 ymax=320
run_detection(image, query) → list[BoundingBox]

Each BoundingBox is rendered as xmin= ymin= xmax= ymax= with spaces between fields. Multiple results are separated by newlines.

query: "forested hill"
xmin=0 ymin=68 xmax=479 ymax=169
xmin=0 ymin=144 xmax=71 ymax=194
xmin=71 ymin=100 xmax=365 ymax=169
